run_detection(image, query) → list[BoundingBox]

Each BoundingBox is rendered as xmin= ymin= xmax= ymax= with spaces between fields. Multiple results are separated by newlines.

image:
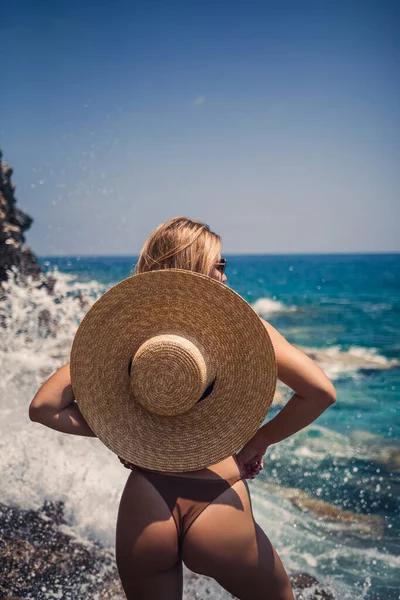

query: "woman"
xmin=30 ymin=216 xmax=336 ymax=600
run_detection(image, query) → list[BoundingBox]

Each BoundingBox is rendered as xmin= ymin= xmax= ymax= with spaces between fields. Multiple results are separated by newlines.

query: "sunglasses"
xmin=214 ymin=257 xmax=227 ymax=275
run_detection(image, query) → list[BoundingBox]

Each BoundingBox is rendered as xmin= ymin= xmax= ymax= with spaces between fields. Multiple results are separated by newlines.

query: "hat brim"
xmin=70 ymin=269 xmax=277 ymax=471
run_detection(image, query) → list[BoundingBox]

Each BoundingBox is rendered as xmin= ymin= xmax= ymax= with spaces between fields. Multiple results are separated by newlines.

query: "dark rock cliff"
xmin=0 ymin=150 xmax=57 ymax=298
xmin=0 ymin=149 xmax=45 ymax=286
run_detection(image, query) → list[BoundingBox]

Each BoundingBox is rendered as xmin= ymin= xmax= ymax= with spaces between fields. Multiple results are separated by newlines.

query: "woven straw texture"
xmin=70 ymin=269 xmax=277 ymax=472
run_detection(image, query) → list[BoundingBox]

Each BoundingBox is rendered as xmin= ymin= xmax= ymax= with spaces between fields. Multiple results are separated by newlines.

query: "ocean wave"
xmin=360 ymin=302 xmax=394 ymax=313
xmin=0 ymin=269 xmax=118 ymax=544
xmin=263 ymin=424 xmax=400 ymax=482
xmin=297 ymin=344 xmax=399 ymax=380
xmin=251 ymin=297 xmax=297 ymax=315
xmin=0 ymin=267 xmax=105 ymax=354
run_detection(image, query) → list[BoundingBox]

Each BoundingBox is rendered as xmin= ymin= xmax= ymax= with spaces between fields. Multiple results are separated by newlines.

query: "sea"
xmin=0 ymin=253 xmax=399 ymax=599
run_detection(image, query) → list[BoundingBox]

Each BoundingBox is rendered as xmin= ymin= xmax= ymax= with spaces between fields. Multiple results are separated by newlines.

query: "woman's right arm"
xmin=258 ymin=318 xmax=336 ymax=446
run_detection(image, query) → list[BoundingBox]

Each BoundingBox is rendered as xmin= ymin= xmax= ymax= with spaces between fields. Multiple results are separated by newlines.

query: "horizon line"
xmin=37 ymin=250 xmax=400 ymax=259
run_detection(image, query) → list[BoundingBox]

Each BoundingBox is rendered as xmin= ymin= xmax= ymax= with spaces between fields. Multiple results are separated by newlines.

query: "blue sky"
xmin=1 ymin=0 xmax=399 ymax=255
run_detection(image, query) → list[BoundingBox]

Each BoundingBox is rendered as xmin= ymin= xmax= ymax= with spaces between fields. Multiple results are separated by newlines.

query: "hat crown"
xmin=130 ymin=334 xmax=213 ymax=416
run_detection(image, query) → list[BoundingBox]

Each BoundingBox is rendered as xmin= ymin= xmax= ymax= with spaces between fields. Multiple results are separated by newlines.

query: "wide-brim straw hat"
xmin=70 ymin=268 xmax=277 ymax=472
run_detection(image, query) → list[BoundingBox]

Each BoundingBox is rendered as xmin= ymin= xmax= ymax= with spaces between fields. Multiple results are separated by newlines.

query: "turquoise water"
xmin=36 ymin=253 xmax=399 ymax=598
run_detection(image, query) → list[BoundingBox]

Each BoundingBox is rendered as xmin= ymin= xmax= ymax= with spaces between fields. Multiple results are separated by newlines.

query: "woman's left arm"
xmin=29 ymin=362 xmax=96 ymax=437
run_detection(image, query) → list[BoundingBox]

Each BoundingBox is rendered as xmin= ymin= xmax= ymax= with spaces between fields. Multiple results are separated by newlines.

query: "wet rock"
xmin=37 ymin=309 xmax=53 ymax=337
xmin=74 ymin=289 xmax=89 ymax=309
xmin=0 ymin=150 xmax=36 ymax=285
xmin=36 ymin=275 xmax=57 ymax=295
xmin=292 ymin=573 xmax=321 ymax=588
xmin=291 ymin=573 xmax=335 ymax=599
xmin=19 ymin=247 xmax=42 ymax=282
xmin=260 ymin=481 xmax=384 ymax=538
xmin=0 ymin=501 xmax=121 ymax=599
xmin=0 ymin=149 xmax=55 ymax=292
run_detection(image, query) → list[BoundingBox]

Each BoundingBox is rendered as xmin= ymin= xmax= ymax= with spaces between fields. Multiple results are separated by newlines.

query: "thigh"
xmin=116 ymin=468 xmax=182 ymax=599
xmin=181 ymin=478 xmax=294 ymax=600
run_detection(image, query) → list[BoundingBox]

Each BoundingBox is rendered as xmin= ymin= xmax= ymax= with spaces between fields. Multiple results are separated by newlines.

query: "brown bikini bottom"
xmin=135 ymin=467 xmax=244 ymax=555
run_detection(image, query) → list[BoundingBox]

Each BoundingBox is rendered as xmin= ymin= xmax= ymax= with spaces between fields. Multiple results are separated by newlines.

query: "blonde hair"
xmin=133 ymin=216 xmax=222 ymax=277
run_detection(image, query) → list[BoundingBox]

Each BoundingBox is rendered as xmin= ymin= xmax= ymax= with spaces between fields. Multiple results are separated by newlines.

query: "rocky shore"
xmin=0 ymin=500 xmax=337 ymax=600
